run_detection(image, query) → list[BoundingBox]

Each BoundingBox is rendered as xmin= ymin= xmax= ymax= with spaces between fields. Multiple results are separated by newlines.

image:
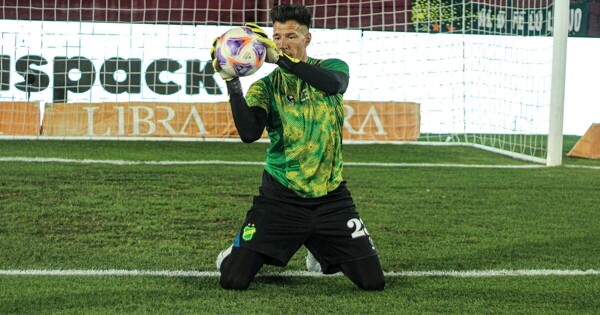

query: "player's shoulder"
xmin=308 ymin=57 xmax=347 ymax=66
xmin=309 ymin=57 xmax=349 ymax=74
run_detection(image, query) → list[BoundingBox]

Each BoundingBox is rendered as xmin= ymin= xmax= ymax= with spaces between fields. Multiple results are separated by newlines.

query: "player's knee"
xmin=341 ymin=255 xmax=386 ymax=291
xmin=218 ymin=247 xmax=265 ymax=290
xmin=219 ymin=273 xmax=251 ymax=291
xmin=357 ymin=275 xmax=385 ymax=291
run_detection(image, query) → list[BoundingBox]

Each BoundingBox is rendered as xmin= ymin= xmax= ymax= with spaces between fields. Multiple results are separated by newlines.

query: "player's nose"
xmin=279 ymin=37 xmax=288 ymax=49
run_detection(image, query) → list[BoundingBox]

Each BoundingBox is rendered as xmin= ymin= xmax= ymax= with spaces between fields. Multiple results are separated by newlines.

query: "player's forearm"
xmin=226 ymin=79 xmax=267 ymax=143
xmin=277 ymin=58 xmax=349 ymax=95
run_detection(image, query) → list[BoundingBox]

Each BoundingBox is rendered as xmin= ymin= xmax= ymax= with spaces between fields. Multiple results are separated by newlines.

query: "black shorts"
xmin=231 ymin=170 xmax=379 ymax=274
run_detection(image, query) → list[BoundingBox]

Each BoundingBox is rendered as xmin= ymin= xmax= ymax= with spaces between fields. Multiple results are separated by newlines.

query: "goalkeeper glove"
xmin=210 ymin=36 xmax=243 ymax=95
xmin=244 ymin=22 xmax=300 ymax=71
xmin=244 ymin=22 xmax=279 ymax=64
xmin=209 ymin=36 xmax=235 ymax=81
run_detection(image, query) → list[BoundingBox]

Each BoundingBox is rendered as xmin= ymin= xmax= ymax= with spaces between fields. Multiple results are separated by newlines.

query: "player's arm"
xmin=226 ymin=79 xmax=267 ymax=143
xmin=210 ymin=37 xmax=266 ymax=143
xmin=277 ymin=57 xmax=349 ymax=95
xmin=245 ymin=23 xmax=348 ymax=95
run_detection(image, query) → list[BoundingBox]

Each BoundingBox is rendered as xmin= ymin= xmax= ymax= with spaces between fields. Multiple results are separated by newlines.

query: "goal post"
xmin=0 ymin=0 xmax=570 ymax=165
xmin=547 ymin=0 xmax=569 ymax=167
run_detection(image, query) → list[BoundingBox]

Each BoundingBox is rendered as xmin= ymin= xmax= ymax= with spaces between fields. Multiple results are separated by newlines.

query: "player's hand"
xmin=245 ymin=23 xmax=301 ymax=70
xmin=244 ymin=23 xmax=279 ymax=64
xmin=209 ymin=37 xmax=235 ymax=81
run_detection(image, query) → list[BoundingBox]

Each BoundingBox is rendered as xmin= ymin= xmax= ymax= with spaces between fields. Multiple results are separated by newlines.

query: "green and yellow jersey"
xmin=245 ymin=57 xmax=349 ymax=198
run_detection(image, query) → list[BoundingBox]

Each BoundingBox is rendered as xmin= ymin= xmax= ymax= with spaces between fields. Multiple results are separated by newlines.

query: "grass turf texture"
xmin=2 ymin=277 xmax=599 ymax=313
xmin=0 ymin=138 xmax=599 ymax=313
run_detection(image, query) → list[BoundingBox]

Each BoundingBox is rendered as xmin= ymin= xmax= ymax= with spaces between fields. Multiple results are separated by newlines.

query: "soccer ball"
xmin=214 ymin=26 xmax=266 ymax=77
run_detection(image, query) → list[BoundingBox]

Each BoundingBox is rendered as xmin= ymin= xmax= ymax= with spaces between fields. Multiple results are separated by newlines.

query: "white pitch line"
xmin=0 ymin=156 xmax=550 ymax=169
xmin=1 ymin=269 xmax=599 ymax=278
xmin=0 ymin=157 xmax=266 ymax=166
xmin=2 ymin=156 xmax=599 ymax=170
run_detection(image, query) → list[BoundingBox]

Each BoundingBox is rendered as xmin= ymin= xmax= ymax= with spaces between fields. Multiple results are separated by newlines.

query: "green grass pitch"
xmin=0 ymin=138 xmax=599 ymax=314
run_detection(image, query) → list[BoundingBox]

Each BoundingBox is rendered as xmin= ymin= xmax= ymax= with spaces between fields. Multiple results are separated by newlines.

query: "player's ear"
xmin=304 ymin=32 xmax=312 ymax=47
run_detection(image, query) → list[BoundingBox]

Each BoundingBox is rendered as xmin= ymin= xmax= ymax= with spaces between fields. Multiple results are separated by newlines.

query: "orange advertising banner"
xmin=343 ymin=101 xmax=420 ymax=141
xmin=42 ymin=101 xmax=420 ymax=141
xmin=42 ymin=102 xmax=237 ymax=138
xmin=0 ymin=101 xmax=41 ymax=136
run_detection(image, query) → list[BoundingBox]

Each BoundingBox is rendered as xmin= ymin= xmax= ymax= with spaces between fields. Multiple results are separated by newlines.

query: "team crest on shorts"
xmin=242 ymin=224 xmax=256 ymax=241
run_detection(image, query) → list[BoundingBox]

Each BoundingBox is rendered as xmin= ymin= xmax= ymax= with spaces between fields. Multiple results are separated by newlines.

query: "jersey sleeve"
xmin=320 ymin=58 xmax=349 ymax=76
xmin=245 ymin=77 xmax=272 ymax=115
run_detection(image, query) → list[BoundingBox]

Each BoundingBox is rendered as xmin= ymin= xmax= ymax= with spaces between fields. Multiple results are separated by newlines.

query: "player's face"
xmin=272 ymin=20 xmax=311 ymax=62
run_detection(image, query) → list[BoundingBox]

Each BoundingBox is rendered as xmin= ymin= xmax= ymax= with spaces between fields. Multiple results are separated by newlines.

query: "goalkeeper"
xmin=210 ymin=3 xmax=385 ymax=291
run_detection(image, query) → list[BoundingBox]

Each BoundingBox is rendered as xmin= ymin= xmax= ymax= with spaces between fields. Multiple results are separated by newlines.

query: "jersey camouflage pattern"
xmin=245 ymin=57 xmax=349 ymax=198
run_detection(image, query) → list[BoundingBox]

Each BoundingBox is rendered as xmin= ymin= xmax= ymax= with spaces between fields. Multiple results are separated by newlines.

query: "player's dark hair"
xmin=270 ymin=4 xmax=312 ymax=28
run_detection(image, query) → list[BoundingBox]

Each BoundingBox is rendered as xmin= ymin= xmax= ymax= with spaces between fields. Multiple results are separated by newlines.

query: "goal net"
xmin=0 ymin=0 xmax=567 ymax=165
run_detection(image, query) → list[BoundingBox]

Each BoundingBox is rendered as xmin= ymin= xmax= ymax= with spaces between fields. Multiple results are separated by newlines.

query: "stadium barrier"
xmin=42 ymin=102 xmax=237 ymax=138
xmin=1 ymin=101 xmax=420 ymax=141
xmin=0 ymin=101 xmax=41 ymax=136
xmin=343 ymin=101 xmax=420 ymax=141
